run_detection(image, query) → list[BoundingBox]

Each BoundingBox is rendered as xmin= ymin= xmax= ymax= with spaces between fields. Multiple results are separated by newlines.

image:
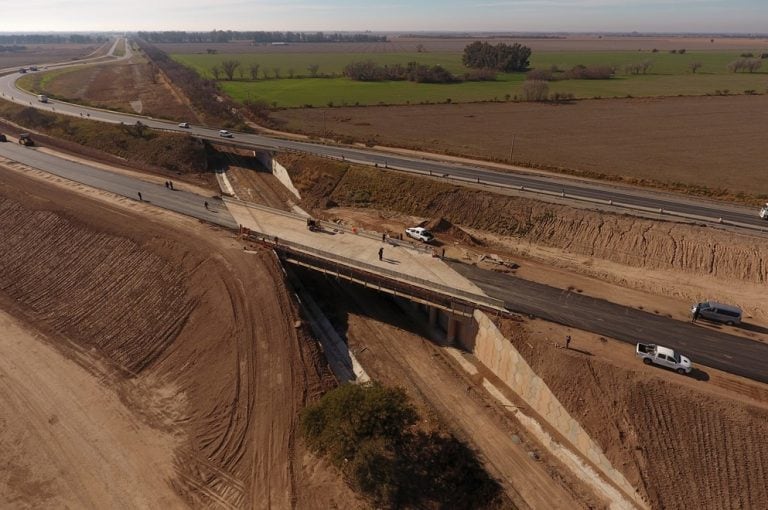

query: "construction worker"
xmin=204 ymin=201 xmax=209 ymax=210
xmin=138 ymin=192 xmax=142 ymax=201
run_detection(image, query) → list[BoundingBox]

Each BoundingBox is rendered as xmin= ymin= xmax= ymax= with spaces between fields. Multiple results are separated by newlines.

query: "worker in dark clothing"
xmin=378 ymin=247 xmax=383 ymax=261
xmin=165 ymin=181 xmax=169 ymax=189
xmin=169 ymin=181 xmax=174 ymax=190
xmin=138 ymin=192 xmax=142 ymax=201
xmin=204 ymin=201 xmax=209 ymax=210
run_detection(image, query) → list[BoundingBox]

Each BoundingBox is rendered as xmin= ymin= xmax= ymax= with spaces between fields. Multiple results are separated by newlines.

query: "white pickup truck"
xmin=636 ymin=343 xmax=692 ymax=374
xmin=760 ymin=203 xmax=768 ymax=220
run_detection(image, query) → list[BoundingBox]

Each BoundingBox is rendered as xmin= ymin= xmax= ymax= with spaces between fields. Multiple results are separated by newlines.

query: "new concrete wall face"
xmin=471 ymin=310 xmax=645 ymax=508
xmin=258 ymin=153 xmax=301 ymax=200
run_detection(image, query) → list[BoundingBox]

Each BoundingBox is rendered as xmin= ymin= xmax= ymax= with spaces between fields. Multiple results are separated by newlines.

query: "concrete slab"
xmin=226 ymin=201 xmax=489 ymax=299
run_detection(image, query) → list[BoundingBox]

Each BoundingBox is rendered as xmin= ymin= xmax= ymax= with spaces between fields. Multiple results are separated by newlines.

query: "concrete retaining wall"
xmin=257 ymin=152 xmax=301 ymax=200
xmin=470 ymin=310 xmax=646 ymax=508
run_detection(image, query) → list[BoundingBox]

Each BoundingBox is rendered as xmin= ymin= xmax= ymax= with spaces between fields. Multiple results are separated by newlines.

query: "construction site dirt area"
xmin=38 ymin=57 xmax=198 ymax=120
xmin=0 ymin=167 xmax=359 ymax=509
xmin=272 ymin=94 xmax=768 ymax=196
xmin=510 ymin=319 xmax=768 ymax=510
xmin=283 ymin=153 xmax=768 ymax=326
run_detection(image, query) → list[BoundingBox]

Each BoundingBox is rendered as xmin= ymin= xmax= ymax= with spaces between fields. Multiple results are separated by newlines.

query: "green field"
xmin=172 ymin=50 xmax=768 ymax=107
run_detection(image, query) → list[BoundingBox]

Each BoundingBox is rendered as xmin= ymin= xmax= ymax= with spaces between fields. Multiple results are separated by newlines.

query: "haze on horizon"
xmin=0 ymin=0 xmax=765 ymax=34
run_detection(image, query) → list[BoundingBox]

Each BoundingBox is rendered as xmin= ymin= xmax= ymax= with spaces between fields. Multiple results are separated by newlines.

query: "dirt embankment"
xmin=284 ymin=154 xmax=768 ymax=319
xmin=501 ymin=320 xmax=768 ymax=510
xmin=0 ymin=169 xmax=357 ymax=509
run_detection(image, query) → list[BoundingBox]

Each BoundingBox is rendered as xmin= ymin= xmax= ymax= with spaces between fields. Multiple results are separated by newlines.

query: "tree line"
xmin=0 ymin=34 xmax=107 ymax=44
xmin=137 ymin=30 xmax=387 ymax=44
xmin=343 ymin=60 xmax=496 ymax=83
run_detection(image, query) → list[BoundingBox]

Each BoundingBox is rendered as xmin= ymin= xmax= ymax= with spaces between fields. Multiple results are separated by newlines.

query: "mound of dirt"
xmin=425 ymin=217 xmax=484 ymax=246
xmin=283 ymin=154 xmax=768 ymax=317
xmin=500 ymin=319 xmax=768 ymax=510
xmin=0 ymin=169 xmax=357 ymax=509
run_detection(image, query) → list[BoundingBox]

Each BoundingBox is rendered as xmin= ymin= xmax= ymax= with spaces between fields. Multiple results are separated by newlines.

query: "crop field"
xmin=170 ymin=44 xmax=768 ymax=107
xmin=0 ymin=44 xmax=101 ymax=70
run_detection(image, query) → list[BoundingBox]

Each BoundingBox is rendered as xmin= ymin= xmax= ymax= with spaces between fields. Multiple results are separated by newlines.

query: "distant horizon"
xmin=1 ymin=30 xmax=768 ymax=37
xmin=0 ymin=0 xmax=766 ymax=34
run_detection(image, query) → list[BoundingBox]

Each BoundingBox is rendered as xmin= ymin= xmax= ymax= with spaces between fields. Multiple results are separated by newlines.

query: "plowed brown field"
xmin=0 ymin=166 xmax=358 ymax=508
xmin=273 ymin=95 xmax=768 ymax=196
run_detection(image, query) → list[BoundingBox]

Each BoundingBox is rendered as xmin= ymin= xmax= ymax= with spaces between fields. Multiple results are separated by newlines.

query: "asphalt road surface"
xmin=0 ymin=142 xmax=237 ymax=229
xmin=0 ymin=42 xmax=764 ymax=230
xmin=450 ymin=261 xmax=768 ymax=384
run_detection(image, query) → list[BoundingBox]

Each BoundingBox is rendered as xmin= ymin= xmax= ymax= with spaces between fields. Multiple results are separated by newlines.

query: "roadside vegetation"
xmin=300 ymin=381 xmax=502 ymax=509
xmin=0 ymin=101 xmax=206 ymax=174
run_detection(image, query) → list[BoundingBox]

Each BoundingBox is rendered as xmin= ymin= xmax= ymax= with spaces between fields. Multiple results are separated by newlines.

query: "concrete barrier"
xmin=469 ymin=310 xmax=647 ymax=509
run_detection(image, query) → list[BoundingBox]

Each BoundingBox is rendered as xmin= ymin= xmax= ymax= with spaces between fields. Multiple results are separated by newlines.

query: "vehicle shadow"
xmin=739 ymin=322 xmax=768 ymax=335
xmin=688 ymin=368 xmax=710 ymax=382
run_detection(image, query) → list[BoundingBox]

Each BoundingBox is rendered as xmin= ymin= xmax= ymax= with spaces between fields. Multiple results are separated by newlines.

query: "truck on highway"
xmin=636 ymin=343 xmax=692 ymax=374
xmin=37 ymin=94 xmax=48 ymax=103
xmin=760 ymin=203 xmax=768 ymax=220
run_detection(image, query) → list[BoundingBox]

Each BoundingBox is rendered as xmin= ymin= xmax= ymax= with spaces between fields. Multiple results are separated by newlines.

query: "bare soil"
xmin=42 ymin=57 xmax=199 ymax=121
xmin=0 ymin=43 xmax=102 ymax=69
xmin=0 ymin=166 xmax=358 ymax=508
xmin=281 ymin=154 xmax=768 ymax=325
xmin=272 ymin=95 xmax=768 ymax=197
xmin=158 ymin=36 xmax=768 ymax=55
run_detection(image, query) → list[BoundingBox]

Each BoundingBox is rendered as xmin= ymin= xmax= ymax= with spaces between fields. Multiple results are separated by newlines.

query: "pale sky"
xmin=0 ymin=0 xmax=765 ymax=33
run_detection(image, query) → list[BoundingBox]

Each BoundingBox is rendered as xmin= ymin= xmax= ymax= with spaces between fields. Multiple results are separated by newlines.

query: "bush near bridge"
xmin=301 ymin=381 xmax=502 ymax=509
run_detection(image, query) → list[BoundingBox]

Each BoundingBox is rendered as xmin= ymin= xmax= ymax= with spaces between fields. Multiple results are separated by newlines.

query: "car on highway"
xmin=219 ymin=129 xmax=233 ymax=138
xmin=178 ymin=122 xmax=190 ymax=128
xmin=692 ymin=301 xmax=742 ymax=326
xmin=760 ymin=203 xmax=768 ymax=220
xmin=405 ymin=226 xmax=434 ymax=243
xmin=636 ymin=343 xmax=692 ymax=374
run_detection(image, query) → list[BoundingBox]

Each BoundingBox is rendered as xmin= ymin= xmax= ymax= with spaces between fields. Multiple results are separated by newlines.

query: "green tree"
xmin=220 ymin=59 xmax=240 ymax=80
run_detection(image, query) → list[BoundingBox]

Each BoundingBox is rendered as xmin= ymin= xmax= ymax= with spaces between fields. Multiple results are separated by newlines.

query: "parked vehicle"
xmin=178 ymin=122 xmax=190 ymax=128
xmin=0 ymin=133 xmax=7 ymax=142
xmin=29 ymin=65 xmax=38 ymax=71
xmin=636 ymin=343 xmax=692 ymax=374
xmin=37 ymin=94 xmax=48 ymax=103
xmin=692 ymin=301 xmax=742 ymax=326
xmin=759 ymin=203 xmax=768 ymax=220
xmin=405 ymin=226 xmax=434 ymax=243
xmin=18 ymin=133 xmax=33 ymax=146
xmin=218 ymin=129 xmax=233 ymax=138
xmin=18 ymin=67 xmax=27 ymax=74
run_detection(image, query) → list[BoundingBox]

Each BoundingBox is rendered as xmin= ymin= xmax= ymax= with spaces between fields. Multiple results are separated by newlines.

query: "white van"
xmin=692 ymin=301 xmax=742 ymax=326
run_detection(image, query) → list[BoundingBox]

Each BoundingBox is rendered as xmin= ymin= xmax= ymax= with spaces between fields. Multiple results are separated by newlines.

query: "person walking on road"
xmin=378 ymin=247 xmax=383 ymax=261
xmin=565 ymin=335 xmax=571 ymax=349
xmin=204 ymin=201 xmax=209 ymax=210
xmin=169 ymin=181 xmax=174 ymax=190
xmin=165 ymin=181 xmax=169 ymax=189
xmin=137 ymin=192 xmax=142 ymax=201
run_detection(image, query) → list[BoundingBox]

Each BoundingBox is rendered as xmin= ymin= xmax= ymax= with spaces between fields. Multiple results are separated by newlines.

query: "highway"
xmin=450 ymin=262 xmax=768 ymax=384
xmin=0 ymin=40 xmax=764 ymax=231
xmin=0 ymin=142 xmax=237 ymax=229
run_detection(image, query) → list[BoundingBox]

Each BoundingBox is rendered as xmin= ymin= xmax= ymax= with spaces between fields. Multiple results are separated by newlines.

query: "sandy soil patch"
xmin=0 ymin=165 xmax=356 ymax=508
xmin=0 ymin=309 xmax=184 ymax=509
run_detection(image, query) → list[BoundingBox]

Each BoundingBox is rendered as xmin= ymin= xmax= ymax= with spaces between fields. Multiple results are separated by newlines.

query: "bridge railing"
xmin=240 ymin=226 xmax=506 ymax=312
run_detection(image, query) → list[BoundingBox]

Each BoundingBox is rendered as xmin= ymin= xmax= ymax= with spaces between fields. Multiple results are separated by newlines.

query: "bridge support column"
xmin=428 ymin=306 xmax=438 ymax=326
xmin=447 ymin=315 xmax=459 ymax=345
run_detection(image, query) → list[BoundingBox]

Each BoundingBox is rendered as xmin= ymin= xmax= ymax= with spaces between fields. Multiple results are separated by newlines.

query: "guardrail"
xmin=270 ymin=149 xmax=768 ymax=235
xmin=239 ymin=226 xmax=506 ymax=313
